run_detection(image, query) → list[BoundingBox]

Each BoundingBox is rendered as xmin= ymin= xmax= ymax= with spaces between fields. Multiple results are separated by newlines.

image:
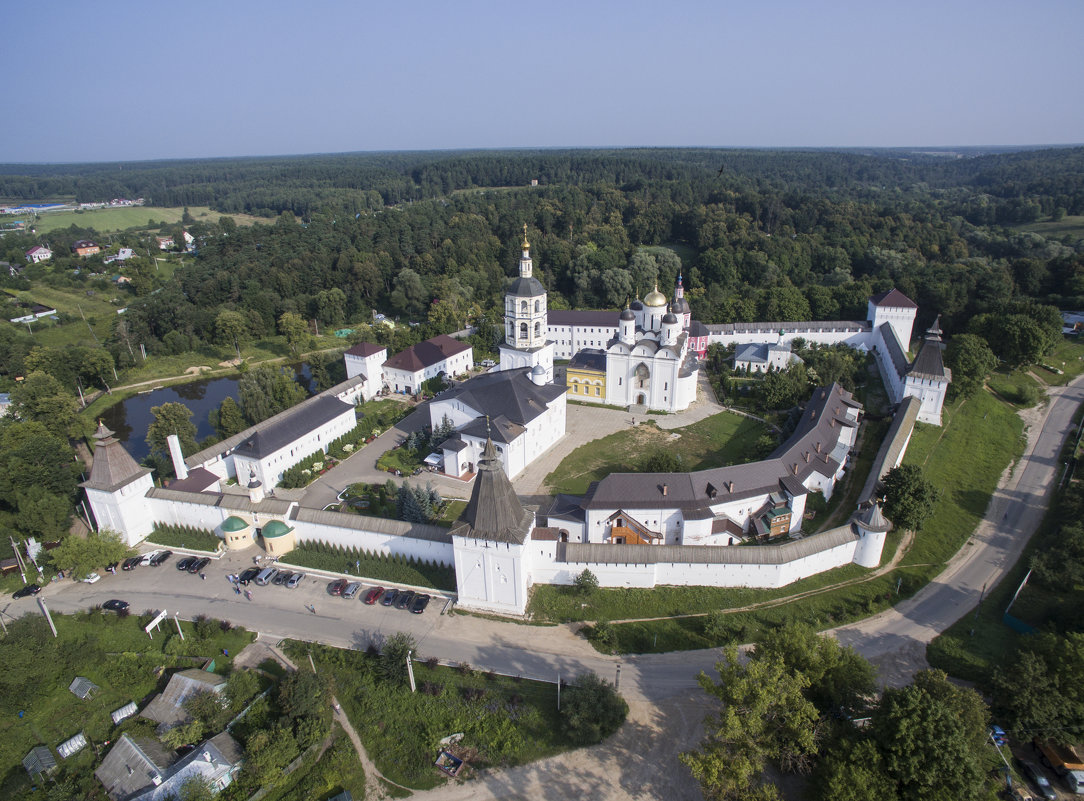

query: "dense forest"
xmin=2 ymin=146 xmax=1083 ymax=379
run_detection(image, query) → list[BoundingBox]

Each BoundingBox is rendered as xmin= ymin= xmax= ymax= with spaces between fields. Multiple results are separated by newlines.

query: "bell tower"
xmin=498 ymin=225 xmax=554 ymax=383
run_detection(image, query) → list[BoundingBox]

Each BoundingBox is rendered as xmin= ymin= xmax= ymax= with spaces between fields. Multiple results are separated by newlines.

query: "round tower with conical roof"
xmin=852 ymin=502 xmax=892 ymax=568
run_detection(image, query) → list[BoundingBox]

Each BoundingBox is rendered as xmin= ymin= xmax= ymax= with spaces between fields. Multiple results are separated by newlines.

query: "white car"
xmin=82 ymin=572 xmax=101 ymax=584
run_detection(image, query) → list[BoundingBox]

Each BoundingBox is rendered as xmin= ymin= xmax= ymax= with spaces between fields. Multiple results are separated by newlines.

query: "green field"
xmin=25 ymin=205 xmax=270 ymax=234
xmin=544 ymin=411 xmax=768 ymax=495
xmin=1018 ymin=214 xmax=1084 ymax=239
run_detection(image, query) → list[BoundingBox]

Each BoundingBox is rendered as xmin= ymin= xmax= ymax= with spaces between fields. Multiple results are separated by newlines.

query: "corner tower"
xmin=499 ymin=225 xmax=554 ymax=383
xmin=81 ymin=421 xmax=155 ymax=546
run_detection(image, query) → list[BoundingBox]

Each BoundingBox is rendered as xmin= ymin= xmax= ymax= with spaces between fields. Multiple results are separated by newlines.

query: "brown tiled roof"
xmin=81 ymin=422 xmax=151 ymax=492
xmin=384 ymin=334 xmax=471 ymax=372
xmin=165 ymin=467 xmax=219 ymax=493
xmin=869 ymin=288 xmax=918 ymax=309
xmin=345 ymin=342 xmax=386 ymax=358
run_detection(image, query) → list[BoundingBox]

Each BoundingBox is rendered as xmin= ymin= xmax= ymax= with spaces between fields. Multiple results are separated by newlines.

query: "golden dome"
xmin=644 ymin=283 xmax=667 ymax=307
xmin=521 ymin=223 xmax=530 ymax=251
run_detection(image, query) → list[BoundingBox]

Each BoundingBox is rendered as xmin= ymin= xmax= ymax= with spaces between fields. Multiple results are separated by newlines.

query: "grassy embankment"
xmin=530 ymin=388 xmax=1025 ymax=654
xmin=544 ymin=410 xmax=769 ymax=496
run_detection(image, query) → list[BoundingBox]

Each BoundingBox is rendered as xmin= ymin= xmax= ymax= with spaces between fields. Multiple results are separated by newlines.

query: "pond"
xmin=100 ymin=363 xmax=316 ymax=463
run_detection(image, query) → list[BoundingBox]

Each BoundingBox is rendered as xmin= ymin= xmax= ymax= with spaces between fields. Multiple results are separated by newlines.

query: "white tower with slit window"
xmin=498 ymin=225 xmax=554 ymax=383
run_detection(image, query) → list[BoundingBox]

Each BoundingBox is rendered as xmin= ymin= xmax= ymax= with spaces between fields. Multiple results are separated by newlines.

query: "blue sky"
xmin=3 ymin=0 xmax=1081 ymax=163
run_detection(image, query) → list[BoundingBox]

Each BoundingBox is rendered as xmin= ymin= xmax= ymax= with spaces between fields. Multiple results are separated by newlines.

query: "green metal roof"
xmin=261 ymin=520 xmax=293 ymax=539
xmin=221 ymin=516 xmax=249 ymax=532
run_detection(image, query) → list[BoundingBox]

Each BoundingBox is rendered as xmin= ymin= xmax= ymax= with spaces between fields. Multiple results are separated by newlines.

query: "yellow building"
xmin=566 ymin=349 xmax=606 ymax=402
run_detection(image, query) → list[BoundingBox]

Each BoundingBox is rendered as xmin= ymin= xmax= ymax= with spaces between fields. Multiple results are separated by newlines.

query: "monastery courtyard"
xmin=299 ymin=370 xmax=728 ymax=512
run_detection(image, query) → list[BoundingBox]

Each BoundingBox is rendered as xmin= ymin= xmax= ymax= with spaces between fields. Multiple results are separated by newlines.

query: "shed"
xmin=57 ymin=732 xmax=88 ymax=759
xmin=111 ymin=701 xmax=138 ymax=725
xmin=22 ymin=746 xmax=57 ymax=777
xmin=69 ymin=676 xmax=100 ymax=699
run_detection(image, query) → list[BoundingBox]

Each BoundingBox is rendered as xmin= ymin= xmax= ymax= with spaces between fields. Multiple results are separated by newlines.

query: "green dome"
xmin=221 ymin=516 xmax=249 ymax=532
xmin=261 ymin=520 xmax=293 ymax=539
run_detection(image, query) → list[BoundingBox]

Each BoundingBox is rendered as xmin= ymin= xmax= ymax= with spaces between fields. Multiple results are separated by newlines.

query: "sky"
xmin=3 ymin=0 xmax=1082 ymax=163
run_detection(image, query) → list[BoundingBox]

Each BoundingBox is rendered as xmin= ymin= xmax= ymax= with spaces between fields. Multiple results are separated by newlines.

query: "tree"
xmin=215 ymin=309 xmax=249 ymax=361
xmin=379 ymin=632 xmax=417 ymax=685
xmin=637 ymin=450 xmax=683 ymax=473
xmin=278 ymin=311 xmax=307 ymax=354
xmin=226 ymin=667 xmax=260 ymax=712
xmin=0 ymin=421 xmax=78 ymax=501
xmin=277 ymin=669 xmax=332 ymax=720
xmin=14 ymin=486 xmax=71 ymax=539
xmin=48 ymin=529 xmax=130 ymax=578
xmin=211 ymin=396 xmax=247 ymax=439
xmin=880 ymin=465 xmax=939 ymax=532
xmin=871 ymin=670 xmax=988 ymax=801
xmin=163 ymin=719 xmax=205 ymax=749
xmin=176 ymin=775 xmax=215 ymax=801
xmin=573 ymin=568 xmax=599 ymax=595
xmin=10 ymin=371 xmax=80 ymax=439
xmin=560 ymin=671 xmax=628 ymax=745
xmin=147 ymin=402 xmax=198 ymax=472
xmin=238 ymin=366 xmax=306 ymax=425
xmin=184 ymin=689 xmax=230 ymax=731
xmin=945 ymin=334 xmax=996 ymax=399
xmin=681 ymin=646 xmax=818 ymax=801
xmin=243 ymin=724 xmax=299 ymax=785
xmin=315 ymin=288 xmax=347 ymax=328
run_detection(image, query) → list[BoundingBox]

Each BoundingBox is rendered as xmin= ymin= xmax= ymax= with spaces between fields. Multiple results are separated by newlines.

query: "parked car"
xmin=1020 ymin=761 xmax=1058 ymax=800
xmin=105 ymin=561 xmax=120 ymax=573
xmin=380 ymin=588 xmax=399 ymax=607
xmin=286 ymin=572 xmax=304 ymax=589
xmin=150 ymin=550 xmax=173 ymax=566
xmin=101 ymin=599 xmax=129 ymax=613
xmin=188 ymin=557 xmax=211 ymax=574
xmin=409 ymin=594 xmax=431 ymax=614
xmin=140 ymin=552 xmax=158 ymax=566
xmin=272 ymin=571 xmax=291 ymax=586
xmin=327 ymin=579 xmax=348 ymax=596
xmin=13 ymin=584 xmax=41 ymax=599
xmin=254 ymin=567 xmax=279 ymax=586
xmin=342 ymin=582 xmax=362 ymax=600
xmin=176 ymin=557 xmax=196 ymax=571
xmin=82 ymin=572 xmax=101 ymax=584
xmin=364 ymin=586 xmax=385 ymax=605
xmin=122 ymin=557 xmax=142 ymax=571
xmin=237 ymin=567 xmax=260 ymax=585
xmin=395 ymin=590 xmax=415 ymax=610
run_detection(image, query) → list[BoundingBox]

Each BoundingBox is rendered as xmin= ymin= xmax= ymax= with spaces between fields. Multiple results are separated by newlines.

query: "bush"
xmin=560 ymin=672 xmax=629 ymax=745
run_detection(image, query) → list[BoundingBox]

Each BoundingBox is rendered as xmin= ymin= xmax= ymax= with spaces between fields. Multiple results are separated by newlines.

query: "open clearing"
xmin=24 ymin=205 xmax=271 ymax=233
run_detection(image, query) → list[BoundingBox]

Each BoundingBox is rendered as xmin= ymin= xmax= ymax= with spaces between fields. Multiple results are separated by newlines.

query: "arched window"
xmin=534 ymin=321 xmax=541 ymax=337
xmin=520 ymin=300 xmax=528 ymax=313
xmin=534 ymin=299 xmax=541 ymax=313
xmin=519 ymin=322 xmax=528 ymax=339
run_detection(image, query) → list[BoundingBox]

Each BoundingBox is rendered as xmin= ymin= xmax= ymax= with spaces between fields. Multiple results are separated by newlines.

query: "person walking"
xmin=200 ymin=573 xmax=206 ymax=580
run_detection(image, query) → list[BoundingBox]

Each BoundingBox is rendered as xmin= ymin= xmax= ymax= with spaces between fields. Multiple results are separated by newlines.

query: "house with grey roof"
xmin=140 ymin=668 xmax=227 ymax=731
xmin=382 ymin=334 xmax=472 ymax=396
xmin=733 ymin=341 xmax=801 ymax=373
xmin=96 ymin=731 xmax=241 ymax=801
xmin=428 ymin=366 xmax=566 ymax=479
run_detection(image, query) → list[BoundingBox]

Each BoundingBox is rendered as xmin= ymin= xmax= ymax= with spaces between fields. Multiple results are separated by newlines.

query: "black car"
xmin=101 ymin=599 xmax=129 ymax=613
xmin=105 ymin=561 xmax=120 ymax=573
xmin=13 ymin=584 xmax=41 ymax=599
xmin=409 ymin=594 xmax=431 ymax=614
xmin=237 ymin=567 xmax=260 ymax=586
xmin=122 ymin=556 xmax=142 ymax=571
xmin=150 ymin=550 xmax=173 ymax=566
xmin=380 ymin=588 xmax=400 ymax=607
xmin=1020 ymin=760 xmax=1057 ymax=801
xmin=272 ymin=571 xmax=291 ymax=586
xmin=188 ymin=557 xmax=211 ymax=574
xmin=176 ymin=557 xmax=196 ymax=571
xmin=395 ymin=590 xmax=415 ymax=610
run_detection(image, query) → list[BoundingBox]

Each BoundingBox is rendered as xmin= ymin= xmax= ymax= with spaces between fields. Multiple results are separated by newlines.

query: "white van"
xmin=1066 ymin=770 xmax=1084 ymax=795
xmin=254 ymin=567 xmax=279 ymax=586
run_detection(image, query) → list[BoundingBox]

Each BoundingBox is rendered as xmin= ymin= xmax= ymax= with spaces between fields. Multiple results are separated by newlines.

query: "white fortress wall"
xmin=289 ymin=508 xmax=454 ymax=564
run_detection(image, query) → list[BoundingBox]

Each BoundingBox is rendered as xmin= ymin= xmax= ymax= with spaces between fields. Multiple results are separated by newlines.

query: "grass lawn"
xmin=289 ymin=640 xmax=569 ymax=791
xmin=1017 ymin=214 xmax=1084 ymax=239
xmin=544 ymin=411 xmax=768 ymax=495
xmin=282 ymin=542 xmax=456 ymax=591
xmin=257 ymin=727 xmax=367 ymax=801
xmin=1038 ymin=336 xmax=1084 ymax=386
xmin=986 ymin=369 xmax=1043 ymax=408
xmin=900 ymin=389 xmax=1026 ymax=568
xmin=146 ymin=524 xmax=224 ymax=553
xmin=29 ymin=205 xmax=271 ymax=234
xmin=0 ymin=611 xmax=253 ymax=799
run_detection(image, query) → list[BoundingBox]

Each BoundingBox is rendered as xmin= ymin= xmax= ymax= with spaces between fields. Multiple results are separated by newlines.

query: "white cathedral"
xmin=499 ymin=226 xmax=698 ymax=413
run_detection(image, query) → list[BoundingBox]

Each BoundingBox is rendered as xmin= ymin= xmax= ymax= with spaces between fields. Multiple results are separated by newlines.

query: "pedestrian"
xmin=234 ymin=586 xmax=241 ymax=595
xmin=223 ymin=649 xmax=229 ymax=657
xmin=309 ymin=604 xmax=316 ymax=614
xmin=245 ymin=590 xmax=252 ymax=600
xmin=200 ymin=573 xmax=206 ymax=580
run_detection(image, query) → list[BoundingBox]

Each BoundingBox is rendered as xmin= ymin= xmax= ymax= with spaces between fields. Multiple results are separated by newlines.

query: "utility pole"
xmin=173 ymin=614 xmax=184 ymax=640
xmin=615 ymin=663 xmax=621 ymax=692
xmin=406 ymin=650 xmax=417 ymax=693
xmin=557 ymin=672 xmax=561 ymax=711
xmin=38 ymin=598 xmax=58 ymax=638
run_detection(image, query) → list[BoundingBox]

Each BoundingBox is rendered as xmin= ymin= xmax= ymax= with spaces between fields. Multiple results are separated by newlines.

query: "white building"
xmin=25 ymin=246 xmax=52 ymax=263
xmin=498 ymin=226 xmax=555 ymax=384
xmin=430 ymin=366 xmax=566 ymax=479
xmin=382 ymin=334 xmax=472 ymax=396
xmin=343 ymin=342 xmax=388 ymax=401
xmin=733 ymin=340 xmax=801 ymax=373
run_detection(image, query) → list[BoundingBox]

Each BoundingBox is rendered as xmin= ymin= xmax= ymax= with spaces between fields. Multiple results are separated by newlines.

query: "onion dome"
xmin=644 ymin=283 xmax=667 ymax=307
xmin=630 ymin=298 xmax=644 ymax=311
xmin=662 ymin=311 xmax=679 ymax=325
xmin=620 ymin=307 xmax=635 ymax=321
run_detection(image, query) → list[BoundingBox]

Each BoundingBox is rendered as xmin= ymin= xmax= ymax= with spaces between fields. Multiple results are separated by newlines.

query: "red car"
xmin=363 ymin=586 xmax=385 ymax=605
xmin=327 ymin=578 xmax=348 ymax=596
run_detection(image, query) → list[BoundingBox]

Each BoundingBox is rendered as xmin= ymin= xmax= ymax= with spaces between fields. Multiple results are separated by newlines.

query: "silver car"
xmin=286 ymin=572 xmax=304 ymax=589
xmin=342 ymin=581 xmax=361 ymax=599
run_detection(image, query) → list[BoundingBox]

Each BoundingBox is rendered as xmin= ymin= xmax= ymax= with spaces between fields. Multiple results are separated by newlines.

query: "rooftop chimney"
xmin=662 ymin=483 xmax=668 ymax=497
xmin=167 ymin=435 xmax=188 ymax=481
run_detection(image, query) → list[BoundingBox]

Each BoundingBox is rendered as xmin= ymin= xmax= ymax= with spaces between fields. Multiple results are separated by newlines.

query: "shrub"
xmin=561 ymin=672 xmax=629 ymax=745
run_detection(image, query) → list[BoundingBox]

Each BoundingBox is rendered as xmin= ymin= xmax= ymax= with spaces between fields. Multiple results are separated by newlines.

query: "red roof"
xmin=870 ymin=289 xmax=917 ymax=309
xmin=345 ymin=342 xmax=386 ymax=358
xmin=384 ymin=334 xmax=471 ymax=373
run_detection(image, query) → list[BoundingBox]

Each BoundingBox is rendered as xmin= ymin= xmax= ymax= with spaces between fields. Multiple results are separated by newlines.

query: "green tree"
xmin=147 ymin=402 xmax=198 ymax=471
xmin=315 ymin=288 xmax=347 ymax=328
xmin=277 ymin=669 xmax=332 ymax=720
xmin=14 ymin=486 xmax=71 ymax=539
xmin=162 ymin=719 xmax=205 ymax=749
xmin=881 ymin=465 xmax=939 ymax=532
xmin=278 ymin=311 xmax=308 ymax=355
xmin=243 ymin=724 xmax=299 ymax=785
xmin=210 ymin=396 xmax=247 ymax=439
xmin=48 ymin=529 xmax=129 ymax=579
xmin=0 ymin=421 xmax=78 ymax=501
xmin=945 ymin=334 xmax=996 ymax=399
xmin=682 ymin=646 xmax=819 ymax=800
xmin=637 ymin=450 xmax=683 ymax=473
xmin=226 ymin=667 xmax=260 ymax=712
xmin=183 ymin=689 xmax=230 ymax=731
xmin=215 ymin=309 xmax=250 ymax=361
xmin=176 ymin=775 xmax=215 ymax=801
xmin=379 ymin=632 xmax=417 ymax=685
xmin=238 ymin=366 xmax=306 ymax=425
xmin=560 ymin=671 xmax=628 ymax=745
xmin=10 ymin=371 xmax=80 ymax=439
xmin=573 ymin=568 xmax=599 ymax=595
xmin=812 ymin=739 xmax=899 ymax=801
